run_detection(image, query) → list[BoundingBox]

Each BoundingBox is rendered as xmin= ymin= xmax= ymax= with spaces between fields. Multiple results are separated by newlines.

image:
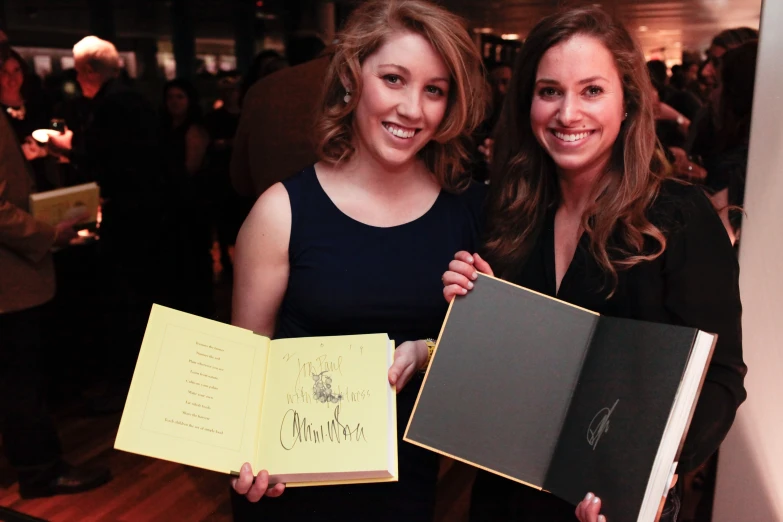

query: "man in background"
xmin=230 ymin=37 xmax=329 ymax=199
xmin=0 ymin=32 xmax=111 ymax=497
xmin=47 ymin=35 xmax=162 ymax=413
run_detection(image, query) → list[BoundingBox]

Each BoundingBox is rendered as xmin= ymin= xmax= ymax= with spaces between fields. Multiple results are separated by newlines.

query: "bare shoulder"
xmin=238 ymin=182 xmax=292 ymax=250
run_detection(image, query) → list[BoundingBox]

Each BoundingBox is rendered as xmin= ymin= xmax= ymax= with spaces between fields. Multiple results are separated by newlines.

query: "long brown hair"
xmin=484 ymin=6 xmax=671 ymax=289
xmin=314 ymin=0 xmax=488 ymax=192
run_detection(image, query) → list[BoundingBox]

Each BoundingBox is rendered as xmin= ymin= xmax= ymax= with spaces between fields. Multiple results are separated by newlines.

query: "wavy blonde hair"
xmin=314 ymin=0 xmax=488 ymax=192
xmin=484 ymin=6 xmax=673 ymax=290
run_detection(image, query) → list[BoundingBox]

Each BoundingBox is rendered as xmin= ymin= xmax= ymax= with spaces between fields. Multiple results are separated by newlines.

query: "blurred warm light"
xmin=213 ymin=99 xmax=224 ymax=110
xmin=639 ymin=26 xmax=649 ymax=32
xmin=501 ymin=34 xmax=520 ymax=40
xmin=473 ymin=27 xmax=493 ymax=34
xmin=77 ymin=229 xmax=91 ymax=238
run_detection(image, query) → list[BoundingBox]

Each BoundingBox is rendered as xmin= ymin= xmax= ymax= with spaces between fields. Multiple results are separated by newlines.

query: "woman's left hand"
xmin=575 ymin=474 xmax=677 ymax=522
xmin=388 ymin=340 xmax=427 ymax=393
xmin=575 ymin=492 xmax=605 ymax=522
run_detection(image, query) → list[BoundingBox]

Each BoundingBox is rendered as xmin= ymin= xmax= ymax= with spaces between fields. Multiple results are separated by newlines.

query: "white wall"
xmin=713 ymin=0 xmax=783 ymax=520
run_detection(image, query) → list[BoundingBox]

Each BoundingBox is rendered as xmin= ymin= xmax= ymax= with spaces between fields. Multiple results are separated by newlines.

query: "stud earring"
xmin=624 ymin=112 xmax=628 ymax=119
xmin=344 ymin=90 xmax=352 ymax=103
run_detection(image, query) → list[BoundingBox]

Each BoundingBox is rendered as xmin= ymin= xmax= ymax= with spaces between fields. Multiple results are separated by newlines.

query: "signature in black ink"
xmin=279 ymin=405 xmax=367 ymax=450
xmin=586 ymin=399 xmax=619 ymax=451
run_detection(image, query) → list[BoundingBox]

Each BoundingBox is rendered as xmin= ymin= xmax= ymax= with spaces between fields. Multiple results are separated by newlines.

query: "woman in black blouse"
xmin=443 ymin=6 xmax=745 ymax=522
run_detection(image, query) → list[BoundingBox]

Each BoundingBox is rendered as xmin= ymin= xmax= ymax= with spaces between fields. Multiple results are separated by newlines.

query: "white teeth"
xmin=383 ymin=123 xmax=416 ymax=139
xmin=553 ymin=130 xmax=591 ymax=142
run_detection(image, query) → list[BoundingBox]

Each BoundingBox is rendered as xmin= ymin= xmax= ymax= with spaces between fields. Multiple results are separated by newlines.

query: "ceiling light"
xmin=501 ymin=34 xmax=520 ymax=40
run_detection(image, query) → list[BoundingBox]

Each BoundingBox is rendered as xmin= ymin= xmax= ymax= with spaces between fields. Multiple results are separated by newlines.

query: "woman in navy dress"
xmin=230 ymin=1 xmax=488 ymax=520
xmin=443 ymin=6 xmax=745 ymax=522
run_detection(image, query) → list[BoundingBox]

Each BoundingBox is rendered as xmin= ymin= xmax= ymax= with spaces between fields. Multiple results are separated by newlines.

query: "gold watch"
xmin=419 ymin=338 xmax=437 ymax=372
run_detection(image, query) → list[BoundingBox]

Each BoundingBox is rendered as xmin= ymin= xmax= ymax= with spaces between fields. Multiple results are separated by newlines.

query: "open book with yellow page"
xmin=115 ymin=305 xmax=398 ymax=486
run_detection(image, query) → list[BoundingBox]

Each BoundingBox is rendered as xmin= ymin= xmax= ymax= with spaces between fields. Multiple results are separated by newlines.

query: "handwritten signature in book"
xmin=586 ymin=399 xmax=619 ymax=451
xmin=279 ymin=404 xmax=367 ymax=450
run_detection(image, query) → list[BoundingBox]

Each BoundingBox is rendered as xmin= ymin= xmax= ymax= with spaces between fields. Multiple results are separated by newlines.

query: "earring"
xmin=344 ymin=90 xmax=352 ymax=103
xmin=624 ymin=112 xmax=628 ymax=119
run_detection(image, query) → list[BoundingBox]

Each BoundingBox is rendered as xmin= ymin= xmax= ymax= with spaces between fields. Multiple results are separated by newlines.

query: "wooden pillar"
xmin=0 ymin=0 xmax=7 ymax=32
xmin=234 ymin=0 xmax=256 ymax=74
xmin=88 ymin=0 xmax=116 ymax=41
xmin=170 ymin=0 xmax=196 ymax=80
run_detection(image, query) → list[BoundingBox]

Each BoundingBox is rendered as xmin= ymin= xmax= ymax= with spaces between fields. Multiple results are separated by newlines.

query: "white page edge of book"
xmin=29 ymin=182 xmax=99 ymax=200
xmin=387 ymin=338 xmax=398 ymax=479
xmin=636 ymin=330 xmax=716 ymax=522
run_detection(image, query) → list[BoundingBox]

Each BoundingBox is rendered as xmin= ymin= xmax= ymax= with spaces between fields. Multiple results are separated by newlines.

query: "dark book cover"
xmin=405 ymin=274 xmax=710 ymax=522
xmin=405 ymin=275 xmax=597 ymax=486
xmin=544 ymin=317 xmax=698 ymax=521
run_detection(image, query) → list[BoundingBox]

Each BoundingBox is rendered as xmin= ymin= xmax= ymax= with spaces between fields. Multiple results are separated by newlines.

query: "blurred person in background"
xmin=160 ymin=78 xmax=214 ymax=317
xmin=700 ymin=27 xmax=759 ymax=97
xmin=285 ymin=33 xmax=326 ymax=67
xmin=46 ymin=35 xmax=162 ymax=413
xmin=0 ymin=48 xmax=56 ymax=190
xmin=231 ymin=34 xmax=327 ymax=197
xmin=700 ymin=41 xmax=758 ymax=246
xmin=231 ymin=47 xmax=330 ymax=198
xmin=204 ymin=74 xmax=250 ymax=280
xmin=238 ymin=50 xmax=288 ymax=106
xmin=470 ymin=63 xmax=510 ymax=182
xmin=0 ymin=32 xmax=111 ymax=498
xmin=679 ymin=28 xmax=758 ymax=190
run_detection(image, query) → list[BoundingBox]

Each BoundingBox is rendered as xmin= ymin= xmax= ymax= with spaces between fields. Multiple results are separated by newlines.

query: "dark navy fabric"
xmin=277 ymin=165 xmax=484 ymax=345
xmin=231 ymin=165 xmax=485 ymax=522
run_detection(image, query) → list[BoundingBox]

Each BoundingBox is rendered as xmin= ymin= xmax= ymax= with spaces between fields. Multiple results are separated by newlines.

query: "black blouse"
xmin=510 ymin=180 xmax=746 ymax=473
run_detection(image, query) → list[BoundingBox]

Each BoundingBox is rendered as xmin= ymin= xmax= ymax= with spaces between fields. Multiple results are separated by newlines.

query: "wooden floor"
xmin=0 ymin=406 xmax=477 ymax=522
xmin=0 ymin=410 xmax=234 ymax=522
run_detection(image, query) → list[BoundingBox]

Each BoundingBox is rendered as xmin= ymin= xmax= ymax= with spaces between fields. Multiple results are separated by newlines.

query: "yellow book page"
xmin=115 ymin=305 xmax=270 ymax=474
xmin=257 ymin=334 xmax=396 ymax=483
xmin=29 ymin=182 xmax=100 ymax=226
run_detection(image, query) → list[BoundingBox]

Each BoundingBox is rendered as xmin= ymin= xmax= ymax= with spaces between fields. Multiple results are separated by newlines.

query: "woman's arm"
xmin=232 ymin=182 xmax=291 ymax=336
xmin=663 ymin=188 xmax=746 ymax=473
xmin=230 ymin=182 xmax=291 ymax=501
xmin=184 ymin=124 xmax=210 ymax=175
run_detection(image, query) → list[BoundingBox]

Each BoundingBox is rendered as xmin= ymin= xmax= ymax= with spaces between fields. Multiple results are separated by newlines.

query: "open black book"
xmin=404 ymin=274 xmax=716 ymax=522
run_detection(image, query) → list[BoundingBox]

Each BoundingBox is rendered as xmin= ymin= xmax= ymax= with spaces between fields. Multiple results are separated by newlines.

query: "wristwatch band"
xmin=419 ymin=338 xmax=437 ymax=372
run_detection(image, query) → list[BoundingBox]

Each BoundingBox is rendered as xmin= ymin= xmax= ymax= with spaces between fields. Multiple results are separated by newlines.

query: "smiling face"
xmin=351 ymin=30 xmax=450 ymax=171
xmin=530 ymin=34 xmax=625 ymax=180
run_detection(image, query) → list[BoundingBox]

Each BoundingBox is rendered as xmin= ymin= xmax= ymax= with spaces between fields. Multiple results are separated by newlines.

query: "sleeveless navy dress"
xmin=231 ymin=166 xmax=485 ymax=521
